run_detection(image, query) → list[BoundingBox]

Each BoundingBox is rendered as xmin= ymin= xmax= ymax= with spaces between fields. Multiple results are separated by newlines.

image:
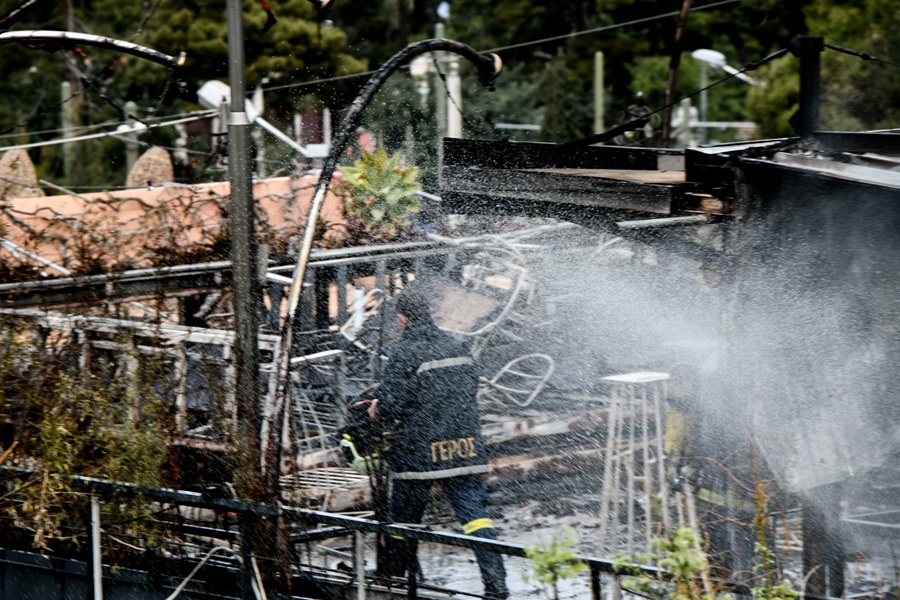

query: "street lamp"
xmin=691 ymin=48 xmax=757 ymax=145
xmin=198 ymin=79 xmax=329 ymax=160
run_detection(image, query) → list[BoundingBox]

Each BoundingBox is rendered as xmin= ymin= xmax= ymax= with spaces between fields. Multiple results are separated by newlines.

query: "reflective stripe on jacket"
xmin=379 ymin=319 xmax=488 ymax=479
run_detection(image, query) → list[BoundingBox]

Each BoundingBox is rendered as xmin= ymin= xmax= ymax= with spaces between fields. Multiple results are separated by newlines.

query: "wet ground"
xmin=417 ymin=488 xmax=603 ymax=599
xmin=315 ymin=471 xmax=900 ymax=600
xmin=332 ymin=473 xmax=627 ymax=599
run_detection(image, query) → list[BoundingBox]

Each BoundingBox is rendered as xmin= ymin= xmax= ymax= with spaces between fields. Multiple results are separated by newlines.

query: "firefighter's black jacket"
xmin=379 ymin=318 xmax=488 ymax=480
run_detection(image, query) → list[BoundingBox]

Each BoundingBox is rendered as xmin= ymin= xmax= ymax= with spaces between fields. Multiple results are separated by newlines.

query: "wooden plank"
xmin=0 ymin=308 xmax=280 ymax=348
xmin=527 ymin=168 xmax=685 ymax=185
xmin=443 ymin=166 xmax=677 ymax=215
xmin=443 ymin=138 xmax=682 ymax=171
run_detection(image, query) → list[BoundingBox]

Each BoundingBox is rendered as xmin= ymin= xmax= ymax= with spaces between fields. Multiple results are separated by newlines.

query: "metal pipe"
xmin=653 ymin=384 xmax=670 ymax=531
xmin=355 ymin=531 xmax=366 ymax=600
xmin=626 ymin=385 xmax=636 ymax=554
xmin=597 ymin=386 xmax=621 ymax=551
xmin=0 ymin=465 xmax=671 ymax=578
xmin=91 ymin=495 xmax=103 ymax=600
xmin=226 ymin=0 xmax=263 ymax=491
xmin=591 ymin=565 xmax=602 ymax=600
xmin=641 ymin=386 xmax=653 ymax=546
xmin=0 ymin=30 xmax=185 ymax=68
xmin=0 ymin=236 xmax=71 ymax=275
xmin=255 ymin=116 xmax=311 ymax=157
xmin=616 ymin=214 xmax=711 ymax=229
xmin=0 ymin=237 xmax=177 ymax=321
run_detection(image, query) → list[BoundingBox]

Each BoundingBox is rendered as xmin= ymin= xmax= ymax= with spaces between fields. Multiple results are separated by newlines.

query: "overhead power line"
xmin=824 ymin=42 xmax=900 ymax=70
xmin=559 ymin=47 xmax=790 ymax=148
xmin=487 ymin=0 xmax=740 ymax=53
xmin=0 ymin=111 xmax=215 ymax=152
xmin=0 ymin=110 xmax=218 ymax=142
xmin=260 ymin=0 xmax=742 ymax=93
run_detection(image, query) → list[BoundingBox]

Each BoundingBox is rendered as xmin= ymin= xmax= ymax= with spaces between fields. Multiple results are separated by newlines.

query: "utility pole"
xmin=226 ymin=0 xmax=263 ymax=596
xmin=794 ymin=37 xmax=823 ymax=138
xmin=124 ymin=101 xmax=139 ymax=173
xmin=660 ymin=0 xmax=693 ymax=147
xmin=434 ymin=22 xmax=447 ymax=171
xmin=446 ymin=60 xmax=462 ymax=138
xmin=61 ymin=81 xmax=75 ymax=182
xmin=63 ymin=0 xmax=80 ymax=183
xmin=698 ymin=61 xmax=708 ymax=145
xmin=594 ymin=51 xmax=604 ymax=134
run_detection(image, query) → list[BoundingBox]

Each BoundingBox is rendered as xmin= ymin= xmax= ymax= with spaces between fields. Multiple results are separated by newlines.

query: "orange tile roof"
xmin=1 ymin=175 xmax=346 ymax=272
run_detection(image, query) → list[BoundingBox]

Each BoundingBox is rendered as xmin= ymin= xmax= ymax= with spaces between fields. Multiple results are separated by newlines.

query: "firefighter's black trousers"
xmin=381 ymin=474 xmax=507 ymax=594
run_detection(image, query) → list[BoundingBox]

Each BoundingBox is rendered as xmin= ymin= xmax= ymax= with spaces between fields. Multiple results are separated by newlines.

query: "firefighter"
xmin=368 ymin=290 xmax=508 ymax=599
xmin=666 ymin=364 xmax=759 ymax=587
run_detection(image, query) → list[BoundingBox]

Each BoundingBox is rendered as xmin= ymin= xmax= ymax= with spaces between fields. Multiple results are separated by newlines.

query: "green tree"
xmin=0 ymin=0 xmax=367 ymax=188
xmin=540 ymin=49 xmax=591 ymax=143
xmin=749 ymin=0 xmax=900 ymax=136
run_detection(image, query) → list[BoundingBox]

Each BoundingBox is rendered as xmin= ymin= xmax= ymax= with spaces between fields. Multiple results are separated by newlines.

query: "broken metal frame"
xmin=0 ymin=308 xmax=280 ymax=438
xmin=261 ymin=231 xmax=563 ymax=478
xmin=0 ymin=227 xmax=578 ymax=483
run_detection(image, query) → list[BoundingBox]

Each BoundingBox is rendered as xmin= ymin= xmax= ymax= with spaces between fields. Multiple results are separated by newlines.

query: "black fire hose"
xmin=263 ymin=38 xmax=501 ymax=480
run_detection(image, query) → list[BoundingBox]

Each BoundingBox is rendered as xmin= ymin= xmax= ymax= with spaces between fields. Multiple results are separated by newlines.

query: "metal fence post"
xmin=90 ymin=495 xmax=103 ymax=600
xmin=354 ymin=531 xmax=366 ymax=600
xmin=591 ymin=564 xmax=602 ymax=600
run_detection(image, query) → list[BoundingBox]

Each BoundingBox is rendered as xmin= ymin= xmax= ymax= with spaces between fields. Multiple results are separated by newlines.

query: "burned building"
xmin=443 ymin=130 xmax=900 ymax=595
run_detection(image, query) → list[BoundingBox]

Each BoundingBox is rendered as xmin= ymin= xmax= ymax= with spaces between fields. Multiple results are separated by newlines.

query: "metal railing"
xmin=0 ymin=466 xmax=669 ymax=600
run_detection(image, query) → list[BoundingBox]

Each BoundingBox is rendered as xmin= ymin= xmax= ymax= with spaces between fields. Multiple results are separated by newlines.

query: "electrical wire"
xmin=486 ymin=0 xmax=741 ymax=53
xmin=824 ymin=42 xmax=900 ymax=69
xmin=262 ymin=70 xmax=377 ymax=92
xmin=559 ymin=47 xmax=790 ymax=148
xmin=107 ymin=134 xmax=215 ymax=158
xmin=0 ymin=111 xmax=216 ymax=152
xmin=0 ymin=110 xmax=215 ymax=141
xmin=259 ymin=0 xmax=742 ymax=94
xmin=0 ymin=86 xmax=84 ymax=137
xmin=0 ymin=0 xmax=178 ymax=138
xmin=131 ymin=0 xmax=164 ymax=41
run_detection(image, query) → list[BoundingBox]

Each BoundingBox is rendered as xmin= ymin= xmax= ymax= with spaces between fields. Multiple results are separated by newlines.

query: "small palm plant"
xmin=339 ymin=148 xmax=421 ymax=244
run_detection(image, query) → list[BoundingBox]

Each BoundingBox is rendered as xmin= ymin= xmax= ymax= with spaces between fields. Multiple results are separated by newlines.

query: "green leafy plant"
xmin=0 ymin=323 xmax=172 ymax=551
xmin=615 ymin=527 xmax=719 ymax=600
xmin=656 ymin=527 xmax=714 ymax=600
xmin=613 ymin=515 xmax=798 ymax=600
xmin=338 ymin=148 xmax=421 ymax=244
xmin=525 ymin=526 xmax=588 ymax=600
xmin=752 ymin=482 xmax=798 ymax=600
